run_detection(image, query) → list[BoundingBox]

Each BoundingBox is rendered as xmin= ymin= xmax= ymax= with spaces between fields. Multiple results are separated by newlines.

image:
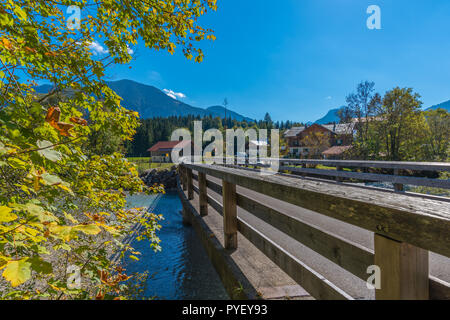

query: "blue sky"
xmin=103 ymin=0 xmax=450 ymax=122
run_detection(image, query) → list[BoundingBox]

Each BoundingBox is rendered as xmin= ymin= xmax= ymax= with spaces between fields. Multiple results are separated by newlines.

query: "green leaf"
xmin=12 ymin=203 xmax=58 ymax=223
xmin=2 ymin=259 xmax=32 ymax=287
xmin=41 ymin=173 xmax=63 ymax=185
xmin=0 ymin=141 xmax=6 ymax=155
xmin=37 ymin=140 xmax=62 ymax=162
xmin=29 ymin=256 xmax=52 ymax=274
xmin=0 ymin=206 xmax=17 ymax=223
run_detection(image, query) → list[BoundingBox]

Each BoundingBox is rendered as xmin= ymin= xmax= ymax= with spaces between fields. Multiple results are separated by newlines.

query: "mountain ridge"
xmin=426 ymin=100 xmax=450 ymax=112
xmin=36 ymin=79 xmax=253 ymax=121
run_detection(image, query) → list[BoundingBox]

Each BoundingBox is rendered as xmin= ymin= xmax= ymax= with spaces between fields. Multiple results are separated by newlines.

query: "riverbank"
xmin=140 ymin=165 xmax=178 ymax=190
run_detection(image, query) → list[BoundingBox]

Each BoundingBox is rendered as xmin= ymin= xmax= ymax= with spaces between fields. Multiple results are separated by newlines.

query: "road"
xmin=192 ymin=171 xmax=450 ymax=300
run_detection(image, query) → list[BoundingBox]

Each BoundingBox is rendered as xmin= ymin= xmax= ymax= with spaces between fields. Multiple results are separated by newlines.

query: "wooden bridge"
xmin=178 ymin=160 xmax=450 ymax=300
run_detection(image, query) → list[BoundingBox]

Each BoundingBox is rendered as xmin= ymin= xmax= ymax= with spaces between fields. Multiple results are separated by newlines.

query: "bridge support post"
xmin=222 ymin=180 xmax=237 ymax=250
xmin=187 ymin=168 xmax=194 ymax=200
xmin=180 ymin=166 xmax=187 ymax=191
xmin=198 ymin=172 xmax=208 ymax=216
xmin=374 ymin=234 xmax=429 ymax=300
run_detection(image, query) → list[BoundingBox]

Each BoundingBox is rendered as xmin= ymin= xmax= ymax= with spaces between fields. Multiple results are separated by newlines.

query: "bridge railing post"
xmin=336 ymin=166 xmax=343 ymax=183
xmin=186 ymin=168 xmax=194 ymax=200
xmin=374 ymin=233 xmax=429 ymax=300
xmin=393 ymin=168 xmax=404 ymax=192
xmin=222 ymin=179 xmax=237 ymax=250
xmin=198 ymin=172 xmax=208 ymax=216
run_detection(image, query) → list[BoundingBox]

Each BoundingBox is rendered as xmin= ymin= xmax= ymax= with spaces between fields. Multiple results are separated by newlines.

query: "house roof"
xmin=284 ymin=123 xmax=354 ymax=137
xmin=147 ymin=140 xmax=191 ymax=152
xmin=322 ymin=123 xmax=354 ymax=135
xmin=322 ymin=145 xmax=352 ymax=156
xmin=284 ymin=127 xmax=305 ymax=137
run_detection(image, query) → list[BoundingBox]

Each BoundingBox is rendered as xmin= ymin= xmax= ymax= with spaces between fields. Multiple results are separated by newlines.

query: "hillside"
xmin=35 ymin=79 xmax=252 ymax=121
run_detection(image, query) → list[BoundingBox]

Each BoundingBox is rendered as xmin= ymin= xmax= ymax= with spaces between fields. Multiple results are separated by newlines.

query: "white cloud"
xmin=87 ymin=42 xmax=133 ymax=55
xmin=88 ymin=41 xmax=108 ymax=55
xmin=127 ymin=45 xmax=134 ymax=55
xmin=325 ymin=96 xmax=332 ymax=100
xmin=163 ymin=89 xmax=186 ymax=100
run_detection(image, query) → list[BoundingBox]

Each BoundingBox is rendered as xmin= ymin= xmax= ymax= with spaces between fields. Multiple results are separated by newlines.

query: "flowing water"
xmin=124 ymin=191 xmax=229 ymax=300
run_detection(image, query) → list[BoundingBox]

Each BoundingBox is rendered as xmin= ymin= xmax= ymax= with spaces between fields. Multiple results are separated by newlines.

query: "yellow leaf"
xmin=2 ymin=259 xmax=31 ymax=287
xmin=1 ymin=38 xmax=12 ymax=50
xmin=64 ymin=212 xmax=78 ymax=224
xmin=49 ymin=225 xmax=75 ymax=241
xmin=73 ymin=224 xmax=101 ymax=235
xmin=0 ymin=206 xmax=17 ymax=223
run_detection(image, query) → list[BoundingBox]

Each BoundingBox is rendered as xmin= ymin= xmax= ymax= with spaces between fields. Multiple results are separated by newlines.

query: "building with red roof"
xmin=147 ymin=140 xmax=192 ymax=163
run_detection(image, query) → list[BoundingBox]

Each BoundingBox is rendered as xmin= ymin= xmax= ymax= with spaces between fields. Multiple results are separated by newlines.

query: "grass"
xmin=316 ymin=164 xmax=352 ymax=171
xmin=127 ymin=157 xmax=175 ymax=174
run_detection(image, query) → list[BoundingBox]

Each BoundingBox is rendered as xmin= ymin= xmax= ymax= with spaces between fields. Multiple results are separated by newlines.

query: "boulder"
xmin=140 ymin=166 xmax=178 ymax=190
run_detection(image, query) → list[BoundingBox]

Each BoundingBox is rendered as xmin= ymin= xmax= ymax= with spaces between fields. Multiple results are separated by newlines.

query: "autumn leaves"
xmin=45 ymin=106 xmax=87 ymax=138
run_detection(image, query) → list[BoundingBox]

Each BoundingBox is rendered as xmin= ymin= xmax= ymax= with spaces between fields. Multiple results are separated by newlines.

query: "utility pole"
xmin=223 ymin=98 xmax=228 ymax=163
xmin=223 ymin=98 xmax=228 ymax=130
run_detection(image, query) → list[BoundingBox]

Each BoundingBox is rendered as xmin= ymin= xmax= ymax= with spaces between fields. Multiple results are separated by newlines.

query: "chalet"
xmin=147 ymin=140 xmax=193 ymax=163
xmin=284 ymin=122 xmax=354 ymax=158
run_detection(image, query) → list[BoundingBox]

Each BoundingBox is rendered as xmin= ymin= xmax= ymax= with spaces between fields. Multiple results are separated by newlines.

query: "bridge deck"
xmin=180 ymin=183 xmax=313 ymax=299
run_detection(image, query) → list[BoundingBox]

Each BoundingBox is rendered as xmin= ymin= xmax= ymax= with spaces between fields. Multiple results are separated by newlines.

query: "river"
xmin=124 ymin=191 xmax=229 ymax=300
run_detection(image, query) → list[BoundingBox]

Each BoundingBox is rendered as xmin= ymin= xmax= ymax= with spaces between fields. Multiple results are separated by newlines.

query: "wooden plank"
xmin=199 ymin=172 xmax=208 ymax=217
xmin=237 ymin=218 xmax=352 ymax=300
xmin=236 ymin=193 xmax=374 ymax=280
xmin=222 ymin=180 xmax=238 ymax=250
xmin=207 ymin=193 xmax=223 ymax=215
xmin=207 ymin=179 xmax=223 ymax=195
xmin=187 ymin=168 xmax=194 ymax=200
xmin=280 ymin=166 xmax=450 ymax=189
xmin=430 ymin=276 xmax=450 ymax=300
xmin=374 ymin=234 xmax=429 ymax=300
xmin=184 ymin=164 xmax=450 ymax=258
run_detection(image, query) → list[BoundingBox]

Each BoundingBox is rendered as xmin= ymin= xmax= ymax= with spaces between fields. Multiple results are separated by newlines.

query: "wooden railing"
xmin=208 ymin=158 xmax=450 ymax=199
xmin=179 ymin=163 xmax=450 ymax=300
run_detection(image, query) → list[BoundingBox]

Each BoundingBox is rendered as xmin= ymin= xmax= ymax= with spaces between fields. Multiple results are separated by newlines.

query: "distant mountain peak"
xmin=205 ymin=105 xmax=254 ymax=122
xmin=314 ymin=106 xmax=345 ymax=124
xmin=426 ymin=100 xmax=450 ymax=112
xmin=36 ymin=79 xmax=253 ymax=121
